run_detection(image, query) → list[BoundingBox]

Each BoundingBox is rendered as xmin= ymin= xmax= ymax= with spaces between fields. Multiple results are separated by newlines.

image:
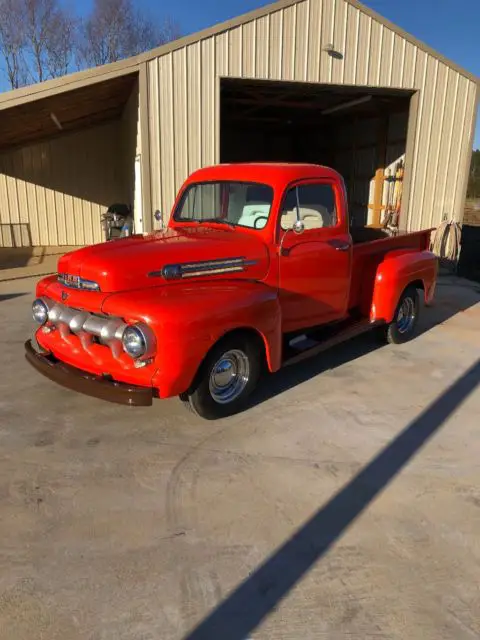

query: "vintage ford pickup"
xmin=26 ymin=163 xmax=437 ymax=419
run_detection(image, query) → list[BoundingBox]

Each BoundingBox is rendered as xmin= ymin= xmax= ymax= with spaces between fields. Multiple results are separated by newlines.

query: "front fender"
xmin=370 ymin=249 xmax=438 ymax=323
xmin=102 ymin=280 xmax=281 ymax=398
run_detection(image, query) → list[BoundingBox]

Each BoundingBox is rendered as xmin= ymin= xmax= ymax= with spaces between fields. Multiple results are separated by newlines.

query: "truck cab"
xmin=26 ymin=163 xmax=438 ymax=419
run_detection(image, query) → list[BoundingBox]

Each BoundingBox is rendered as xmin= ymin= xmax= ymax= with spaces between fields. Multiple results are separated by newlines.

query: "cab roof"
xmin=186 ymin=163 xmax=343 ymax=190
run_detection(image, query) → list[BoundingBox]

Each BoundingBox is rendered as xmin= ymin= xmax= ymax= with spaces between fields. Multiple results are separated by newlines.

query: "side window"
xmin=280 ymin=183 xmax=337 ymax=230
xmin=280 ymin=188 xmax=299 ymax=230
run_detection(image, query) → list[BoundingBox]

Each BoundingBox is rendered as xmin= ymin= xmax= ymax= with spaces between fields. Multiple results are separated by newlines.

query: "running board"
xmin=283 ymin=319 xmax=383 ymax=367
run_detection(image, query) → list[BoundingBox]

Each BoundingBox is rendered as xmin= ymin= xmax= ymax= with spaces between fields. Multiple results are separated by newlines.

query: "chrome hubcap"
xmin=397 ymin=296 xmax=416 ymax=334
xmin=209 ymin=349 xmax=250 ymax=404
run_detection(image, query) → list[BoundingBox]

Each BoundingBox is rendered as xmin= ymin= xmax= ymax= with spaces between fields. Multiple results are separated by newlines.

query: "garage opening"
xmin=220 ymin=79 xmax=413 ymax=233
xmin=0 ymin=72 xmax=142 ymax=247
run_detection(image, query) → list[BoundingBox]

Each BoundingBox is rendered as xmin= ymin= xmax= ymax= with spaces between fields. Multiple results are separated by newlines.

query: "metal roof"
xmin=0 ymin=0 xmax=478 ymax=113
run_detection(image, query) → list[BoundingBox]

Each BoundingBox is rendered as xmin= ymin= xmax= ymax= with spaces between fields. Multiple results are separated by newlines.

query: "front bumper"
xmin=25 ymin=340 xmax=153 ymax=407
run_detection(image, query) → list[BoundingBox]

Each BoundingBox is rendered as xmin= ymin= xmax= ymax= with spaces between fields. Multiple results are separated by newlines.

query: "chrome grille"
xmin=44 ymin=299 xmax=127 ymax=350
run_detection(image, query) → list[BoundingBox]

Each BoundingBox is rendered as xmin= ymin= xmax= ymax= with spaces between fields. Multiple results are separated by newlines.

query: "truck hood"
xmin=57 ymin=226 xmax=270 ymax=293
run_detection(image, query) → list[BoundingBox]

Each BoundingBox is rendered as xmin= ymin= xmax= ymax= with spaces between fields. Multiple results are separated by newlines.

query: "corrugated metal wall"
xmin=121 ymin=79 xmax=142 ymax=213
xmin=0 ymin=121 xmax=125 ymax=247
xmin=147 ymin=0 xmax=478 ymax=231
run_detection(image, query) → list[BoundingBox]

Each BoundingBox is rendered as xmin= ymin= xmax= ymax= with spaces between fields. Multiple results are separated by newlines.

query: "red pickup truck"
xmin=26 ymin=163 xmax=437 ymax=419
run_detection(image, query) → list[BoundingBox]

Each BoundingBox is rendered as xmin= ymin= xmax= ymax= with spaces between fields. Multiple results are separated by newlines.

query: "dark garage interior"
xmin=220 ymin=78 xmax=413 ymax=229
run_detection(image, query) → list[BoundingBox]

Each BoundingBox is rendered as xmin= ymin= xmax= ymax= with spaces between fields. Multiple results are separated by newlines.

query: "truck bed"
xmin=348 ymin=228 xmax=433 ymax=311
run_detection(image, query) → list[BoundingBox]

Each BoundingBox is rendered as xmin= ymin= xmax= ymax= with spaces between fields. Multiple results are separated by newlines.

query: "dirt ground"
xmin=0 ymin=272 xmax=479 ymax=640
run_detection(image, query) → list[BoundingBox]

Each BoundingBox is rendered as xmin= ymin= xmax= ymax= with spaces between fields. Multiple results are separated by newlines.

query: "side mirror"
xmin=154 ymin=210 xmax=163 ymax=228
xmin=293 ymin=219 xmax=305 ymax=234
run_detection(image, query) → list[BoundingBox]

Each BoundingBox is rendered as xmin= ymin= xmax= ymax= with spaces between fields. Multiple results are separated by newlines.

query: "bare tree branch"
xmin=23 ymin=0 xmax=76 ymax=83
xmin=0 ymin=0 xmax=28 ymax=88
xmin=79 ymin=0 xmax=179 ymax=68
xmin=0 ymin=0 xmax=179 ymax=89
xmin=44 ymin=9 xmax=77 ymax=78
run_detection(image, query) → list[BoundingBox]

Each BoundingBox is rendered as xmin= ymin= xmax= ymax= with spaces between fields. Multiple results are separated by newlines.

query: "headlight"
xmin=122 ymin=323 xmax=156 ymax=360
xmin=32 ymin=298 xmax=49 ymax=325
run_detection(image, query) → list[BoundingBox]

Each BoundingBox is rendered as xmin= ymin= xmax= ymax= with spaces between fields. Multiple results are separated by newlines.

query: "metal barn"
xmin=0 ymin=0 xmax=478 ymax=247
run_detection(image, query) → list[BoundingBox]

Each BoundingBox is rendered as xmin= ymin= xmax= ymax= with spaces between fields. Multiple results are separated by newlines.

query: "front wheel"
xmin=179 ymin=335 xmax=262 ymax=419
xmin=383 ymin=286 xmax=420 ymax=344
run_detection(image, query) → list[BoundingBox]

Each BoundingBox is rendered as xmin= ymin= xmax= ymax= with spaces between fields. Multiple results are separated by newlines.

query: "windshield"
xmin=173 ymin=181 xmax=274 ymax=230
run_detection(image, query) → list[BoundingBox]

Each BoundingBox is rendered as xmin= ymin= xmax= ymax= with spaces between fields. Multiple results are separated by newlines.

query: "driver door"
xmin=278 ymin=181 xmax=352 ymax=333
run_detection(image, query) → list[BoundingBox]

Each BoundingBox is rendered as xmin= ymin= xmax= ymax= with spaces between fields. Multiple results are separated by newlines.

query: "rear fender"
xmin=370 ymin=249 xmax=438 ymax=323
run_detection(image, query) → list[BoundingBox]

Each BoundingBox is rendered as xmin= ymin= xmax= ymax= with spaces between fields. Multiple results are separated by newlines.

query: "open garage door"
xmin=220 ymin=79 xmax=413 ymax=231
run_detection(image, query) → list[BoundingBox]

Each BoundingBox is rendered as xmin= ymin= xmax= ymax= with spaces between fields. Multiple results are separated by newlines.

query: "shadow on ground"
xmin=0 ymin=293 xmax=27 ymax=302
xmin=185 ymin=358 xmax=480 ymax=639
xmin=0 ymin=246 xmax=42 ymax=270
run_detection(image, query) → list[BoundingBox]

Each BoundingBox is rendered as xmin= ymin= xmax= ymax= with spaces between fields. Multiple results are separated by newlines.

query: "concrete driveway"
xmin=0 ymin=273 xmax=479 ymax=640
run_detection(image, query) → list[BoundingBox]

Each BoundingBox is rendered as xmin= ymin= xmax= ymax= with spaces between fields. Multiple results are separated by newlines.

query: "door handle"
xmin=328 ymin=239 xmax=351 ymax=252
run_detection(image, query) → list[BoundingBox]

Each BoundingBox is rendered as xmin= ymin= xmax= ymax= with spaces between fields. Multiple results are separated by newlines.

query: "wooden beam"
xmin=370 ymin=112 xmax=389 ymax=227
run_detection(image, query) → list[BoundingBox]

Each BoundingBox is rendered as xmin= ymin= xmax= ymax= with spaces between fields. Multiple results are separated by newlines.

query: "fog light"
xmin=32 ymin=298 xmax=48 ymax=325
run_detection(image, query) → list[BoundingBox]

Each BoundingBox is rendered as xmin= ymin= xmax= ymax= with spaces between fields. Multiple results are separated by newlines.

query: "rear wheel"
xmin=383 ymin=286 xmax=420 ymax=344
xmin=180 ymin=334 xmax=262 ymax=419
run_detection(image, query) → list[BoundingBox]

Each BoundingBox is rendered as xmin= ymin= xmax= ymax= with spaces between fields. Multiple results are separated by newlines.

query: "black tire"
xmin=179 ymin=334 xmax=262 ymax=419
xmin=382 ymin=286 xmax=420 ymax=345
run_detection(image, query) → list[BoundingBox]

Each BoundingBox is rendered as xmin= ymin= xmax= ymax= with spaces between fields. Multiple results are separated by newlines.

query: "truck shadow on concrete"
xmin=185 ymin=357 xmax=480 ymax=639
xmin=0 ymin=293 xmax=27 ymax=303
xmin=249 ymin=276 xmax=480 ymax=410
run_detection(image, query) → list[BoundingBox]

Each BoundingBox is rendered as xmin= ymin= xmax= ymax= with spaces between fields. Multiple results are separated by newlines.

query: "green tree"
xmin=467 ymin=149 xmax=480 ymax=199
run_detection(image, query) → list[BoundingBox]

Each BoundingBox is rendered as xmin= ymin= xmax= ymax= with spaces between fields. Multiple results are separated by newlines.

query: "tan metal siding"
xmin=331 ymin=0 xmax=347 ymax=84
xmin=422 ymin=62 xmax=448 ymax=228
xmin=306 ymin=0 xmax=322 ymax=82
xmin=453 ymin=78 xmax=477 ymax=220
xmin=0 ymin=121 xmax=124 ymax=246
xmin=188 ymin=43 xmax=203 ymax=176
xmin=243 ymin=21 xmax=256 ymax=77
xmin=255 ymin=17 xmax=270 ymax=78
xmin=201 ymin=38 xmax=216 ymax=167
xmin=269 ymin=11 xmax=283 ymax=80
xmin=282 ymin=5 xmax=297 ymax=81
xmin=121 ymin=80 xmax=141 ymax=208
xmin=343 ymin=4 xmax=359 ymax=85
xmin=229 ymin=26 xmax=243 ymax=77
xmin=390 ymin=35 xmax=404 ymax=87
xmin=320 ymin=0 xmax=334 ymax=82
xmin=146 ymin=0 xmax=477 ymax=232
xmin=295 ymin=2 xmax=309 ymax=82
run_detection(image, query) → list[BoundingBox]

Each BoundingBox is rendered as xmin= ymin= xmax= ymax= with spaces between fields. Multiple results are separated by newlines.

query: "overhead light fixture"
xmin=50 ymin=112 xmax=62 ymax=130
xmin=321 ymin=95 xmax=372 ymax=115
xmin=323 ymin=43 xmax=343 ymax=59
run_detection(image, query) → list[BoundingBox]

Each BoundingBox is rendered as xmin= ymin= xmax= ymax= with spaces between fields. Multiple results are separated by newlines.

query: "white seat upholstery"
xmin=237 ymin=203 xmax=271 ymax=229
xmin=281 ymin=204 xmax=334 ymax=230
xmin=280 ymin=209 xmax=298 ymax=230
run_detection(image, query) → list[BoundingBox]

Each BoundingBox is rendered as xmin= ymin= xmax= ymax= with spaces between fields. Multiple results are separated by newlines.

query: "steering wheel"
xmin=253 ymin=216 xmax=269 ymax=229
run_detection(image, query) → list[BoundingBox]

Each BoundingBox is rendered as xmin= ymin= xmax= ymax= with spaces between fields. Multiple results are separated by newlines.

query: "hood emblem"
xmin=61 ymin=291 xmax=69 ymax=301
xmin=57 ymin=273 xmax=100 ymax=291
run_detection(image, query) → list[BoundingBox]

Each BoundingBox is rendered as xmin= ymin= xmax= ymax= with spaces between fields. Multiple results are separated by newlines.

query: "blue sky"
xmin=128 ymin=0 xmax=480 ymax=149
